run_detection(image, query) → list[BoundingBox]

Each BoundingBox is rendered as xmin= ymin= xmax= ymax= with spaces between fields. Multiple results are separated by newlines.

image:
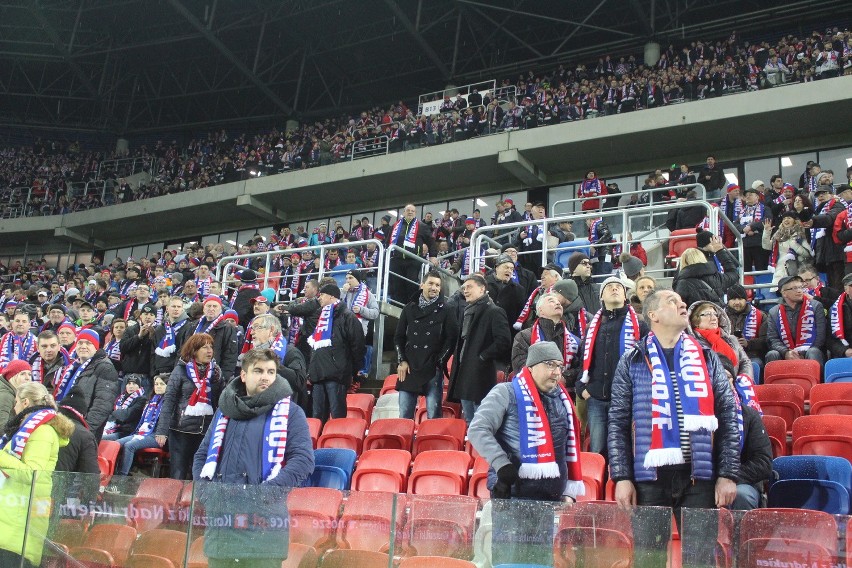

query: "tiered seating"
xmin=792 ymin=415 xmax=852 ymax=462
xmin=364 ymin=418 xmax=415 ymax=451
xmin=352 ymin=449 xmax=412 ymax=492
xmin=408 ymin=450 xmax=471 ymax=496
xmin=337 ymin=491 xmax=406 ymax=553
xmin=469 ymin=457 xmax=490 ymax=499
xmin=825 ymin=358 xmax=852 ymax=383
xmin=738 ymin=509 xmax=837 ymax=568
xmin=288 ymin=487 xmax=344 ymax=550
xmin=809 ymin=383 xmax=852 ymax=415
xmin=306 ymin=448 xmax=358 ymax=490
xmin=763 ymin=360 xmax=821 ymax=401
xmin=753 ymin=384 xmax=804 ymax=434
xmin=318 ymin=418 xmax=368 ymax=454
xmin=69 ymin=524 xmax=137 ymax=567
xmin=404 ymin=494 xmax=479 ymax=559
xmin=412 ymin=418 xmax=466 ymax=456
xmin=770 ymin=455 xmax=852 ymax=514
xmin=307 ymin=418 xmax=323 ymax=449
xmin=347 ymin=394 xmax=376 ymax=422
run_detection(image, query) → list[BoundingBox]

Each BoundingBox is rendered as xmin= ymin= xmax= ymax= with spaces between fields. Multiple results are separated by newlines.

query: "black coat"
xmin=394 ymin=294 xmax=458 ymax=392
xmin=447 ymin=298 xmax=511 ymax=403
xmin=105 ymin=391 xmax=147 ymax=437
xmin=827 ymin=295 xmax=852 ymax=358
xmin=232 ymin=287 xmax=262 ymax=330
xmin=384 ymin=218 xmax=437 ymax=256
xmin=119 ymin=323 xmax=155 ymax=376
xmin=285 ymin=298 xmax=320 ymax=343
xmin=572 ymin=275 xmax=601 ymax=314
xmin=156 ymin=359 xmax=224 ymax=436
xmin=151 ymin=316 xmax=191 ymax=375
xmin=278 ymin=345 xmax=309 ymax=411
xmin=672 ymin=249 xmax=739 ymax=307
xmin=812 ymin=198 xmax=845 ymax=267
xmin=485 ymin=274 xmax=526 ymax=330
xmin=741 ymin=406 xmax=773 ymax=486
xmin=55 ymin=408 xmax=100 ymax=475
xmin=178 ymin=318 xmax=239 ymax=380
xmin=62 ymin=351 xmax=121 ymax=437
xmin=307 ymin=302 xmax=366 ymax=384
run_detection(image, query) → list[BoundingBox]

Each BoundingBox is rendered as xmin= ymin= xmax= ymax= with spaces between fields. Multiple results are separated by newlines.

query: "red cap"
xmin=1 ymin=359 xmax=32 ymax=380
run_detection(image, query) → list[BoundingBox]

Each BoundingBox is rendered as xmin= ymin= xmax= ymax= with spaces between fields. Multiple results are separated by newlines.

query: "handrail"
xmin=551 ymin=183 xmax=707 ymax=216
xmin=351 ymin=135 xmax=389 ymax=161
xmin=380 ymin=244 xmax=457 ymax=308
xmin=97 ymin=156 xmax=154 ymax=181
xmin=418 ymin=79 xmax=497 ymax=116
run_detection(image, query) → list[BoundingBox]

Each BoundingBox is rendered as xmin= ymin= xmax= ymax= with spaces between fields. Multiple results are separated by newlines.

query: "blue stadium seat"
xmin=825 ymin=359 xmax=852 ymax=383
xmin=554 ymin=239 xmax=591 ymax=269
xmin=767 ymin=479 xmax=850 ymax=514
xmin=772 ymin=455 xmax=852 ymax=488
xmin=752 ymin=273 xmax=774 ymax=303
xmin=302 ymin=448 xmax=357 ymax=490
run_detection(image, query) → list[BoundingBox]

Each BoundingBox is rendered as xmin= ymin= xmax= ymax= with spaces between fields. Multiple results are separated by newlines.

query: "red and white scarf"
xmin=511 ymin=368 xmax=584 ymax=498
xmin=580 ymin=306 xmax=640 ymax=384
xmin=123 ymin=299 xmax=138 ymax=322
xmin=230 ymin=283 xmax=259 ymax=308
xmin=514 ymin=286 xmax=551 ymax=330
xmin=777 ymin=298 xmax=816 ymax=351
xmin=30 ymin=348 xmax=70 ymax=385
xmin=0 ymin=332 xmax=37 ymax=367
xmin=346 ymin=284 xmax=370 ymax=320
xmin=742 ymin=306 xmax=763 ymax=340
xmin=0 ymin=408 xmax=56 ymax=467
xmin=643 ymin=332 xmax=716 ymax=468
xmin=830 ymin=293 xmax=849 ymax=347
xmin=390 ymin=218 xmax=419 ymax=250
xmin=185 ymin=360 xmax=214 ymax=416
xmin=530 ymin=319 xmax=578 ymax=366
xmin=103 ymin=389 xmax=145 ymax=435
xmin=309 ymin=301 xmax=338 ymax=350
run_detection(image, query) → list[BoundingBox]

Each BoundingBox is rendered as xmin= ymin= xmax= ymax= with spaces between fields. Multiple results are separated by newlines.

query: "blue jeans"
xmin=116 ymin=434 xmax=160 ymax=475
xmin=312 ymin=380 xmax=347 ymax=423
xmin=586 ymin=396 xmax=610 ymax=456
xmin=398 ymin=369 xmax=443 ymax=420
xmin=461 ymin=400 xmax=480 ymax=424
xmin=732 ymin=483 xmax=761 ymax=510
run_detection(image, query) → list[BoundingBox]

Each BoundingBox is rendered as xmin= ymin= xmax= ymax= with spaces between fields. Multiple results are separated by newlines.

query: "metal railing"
xmin=418 ymin=79 xmax=497 ymax=116
xmin=379 ymin=244 xmax=459 ymax=310
xmin=551 ymin=183 xmax=708 ymax=216
xmin=351 ymin=135 xmax=389 ymax=161
xmin=97 ymin=156 xmax=154 ymax=181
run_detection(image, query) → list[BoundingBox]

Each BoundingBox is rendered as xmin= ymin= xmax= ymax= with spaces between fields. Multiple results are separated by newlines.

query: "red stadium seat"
xmin=665 ymin=229 xmax=698 ymax=268
xmin=70 ymin=524 xmax=137 ymax=567
xmin=578 ymin=452 xmax=606 ymax=501
xmin=131 ymin=529 xmax=187 ymax=568
xmin=282 ymin=543 xmax=319 ymax=568
xmin=53 ymin=519 xmax=87 ymax=549
xmin=134 ymin=447 xmax=169 ymax=477
xmin=135 ymin=477 xmax=184 ymax=503
xmin=71 ymin=547 xmax=116 ymax=567
xmin=810 ymin=383 xmax=852 ymax=416
xmin=752 ymin=384 xmax=804 ymax=433
xmin=320 ymin=550 xmax=389 ymax=568
xmin=408 ymin=450 xmax=471 ymax=496
xmin=307 ymin=418 xmax=322 ymax=449
xmin=415 ymin=398 xmax=462 ymax=424
xmin=792 ymin=415 xmax=852 ymax=462
xmin=399 ymin=557 xmax=476 ymax=568
xmin=763 ymin=359 xmax=821 ymax=401
xmin=604 ymin=479 xmax=616 ymax=501
xmin=351 ymin=449 xmax=412 ymax=493
xmin=128 ymin=478 xmax=184 ymax=531
xmin=337 ymin=491 xmax=406 ymax=553
xmin=187 ymin=536 xmax=207 ymax=568
xmin=557 ymin=501 xmax=632 ymax=536
xmin=739 ymin=508 xmax=838 ymax=568
xmin=318 ymin=418 xmax=368 ymax=454
xmin=288 ymin=487 xmax=343 ymax=550
xmin=555 ymin=527 xmax=632 ymax=568
xmin=761 ymin=415 xmax=788 ymax=458
xmin=347 ymin=393 xmax=376 ymax=422
xmin=380 ymin=374 xmax=399 ymax=396
xmin=412 ymin=418 xmax=466 ymax=456
xmin=98 ymin=440 xmax=120 ymax=475
xmin=404 ymin=494 xmax=479 ymax=559
xmin=263 ymin=271 xmax=281 ymax=293
xmin=363 ymin=418 xmax=415 ymax=451
xmin=468 ymin=457 xmax=490 ymax=498
xmin=127 ymin=554 xmax=176 ymax=568
xmin=740 ymin=538 xmax=833 ymax=568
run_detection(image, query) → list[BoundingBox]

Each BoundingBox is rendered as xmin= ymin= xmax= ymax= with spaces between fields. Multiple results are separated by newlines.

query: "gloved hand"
xmin=492 ymin=464 xmax=519 ymax=499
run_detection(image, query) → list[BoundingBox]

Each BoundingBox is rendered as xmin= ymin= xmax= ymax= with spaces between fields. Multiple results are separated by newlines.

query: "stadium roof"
xmin=0 ymin=0 xmax=846 ymax=135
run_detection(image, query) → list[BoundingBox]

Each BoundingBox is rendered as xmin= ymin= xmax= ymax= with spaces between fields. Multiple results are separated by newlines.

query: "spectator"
xmin=762 ymin=211 xmax=812 ymax=288
xmin=0 ymin=310 xmax=37 ymax=367
xmin=55 ymin=395 xmax=101 ymax=476
xmin=386 ymin=204 xmax=438 ymax=302
xmin=737 ymin=186 xmax=772 ymax=272
xmin=699 ymin=155 xmax=726 ymax=200
xmin=0 ymin=359 xmax=33 ymax=427
xmin=152 ymin=297 xmax=191 ymax=376
xmin=119 ymin=303 xmax=157 ymax=391
xmin=578 ymin=170 xmax=607 ymax=211
xmin=110 ymin=375 xmax=169 ymax=476
xmin=765 ymin=275 xmax=826 ymax=367
xmin=178 ymin=296 xmax=238 ymax=381
xmin=486 ymin=254 xmax=527 ymax=334
xmin=630 ymin=275 xmax=657 ymax=316
xmin=724 ymin=284 xmax=770 ymax=378
xmin=568 ymin=252 xmax=601 ymax=314
xmin=687 ymin=301 xmax=752 ymax=379
xmin=514 ymin=202 xmax=548 ymax=277
xmin=231 ymin=269 xmax=262 ymax=329
xmin=29 ymin=330 xmax=70 ymax=388
xmin=101 ymin=376 xmax=147 ymax=441
xmin=809 ymin=184 xmax=845 ymax=290
xmin=243 ymin=314 xmax=308 ymax=412
xmin=828 ymin=273 xmax=852 ymax=359
xmin=672 ymin=244 xmax=739 ymax=307
xmin=586 ymin=216 xmax=615 ymax=278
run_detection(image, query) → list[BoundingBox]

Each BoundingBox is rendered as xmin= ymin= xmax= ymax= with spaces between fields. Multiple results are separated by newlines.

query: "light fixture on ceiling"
xmin=387 ymin=210 xmax=398 ymax=216
xmin=781 ymin=157 xmax=793 ymax=167
xmin=725 ymin=173 xmax=739 ymax=185
xmin=476 ymin=198 xmax=487 ymax=207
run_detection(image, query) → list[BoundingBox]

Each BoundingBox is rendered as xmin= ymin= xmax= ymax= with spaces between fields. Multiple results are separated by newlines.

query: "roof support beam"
xmin=54 ymin=227 xmax=104 ymax=249
xmin=166 ymin=0 xmax=296 ymax=117
xmin=498 ymin=149 xmax=547 ymax=186
xmin=383 ymin=0 xmax=452 ymax=80
xmin=236 ymin=195 xmax=286 ymax=223
xmin=456 ymin=0 xmax=636 ymax=37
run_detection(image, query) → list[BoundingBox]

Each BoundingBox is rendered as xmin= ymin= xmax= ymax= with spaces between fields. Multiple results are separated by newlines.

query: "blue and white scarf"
xmin=156 ymin=319 xmax=188 ymax=357
xmin=133 ymin=394 xmax=163 ymax=439
xmin=0 ymin=332 xmax=36 ymax=367
xmin=53 ymin=357 xmax=95 ymax=402
xmin=1 ymin=408 xmax=57 ymax=462
xmin=309 ymin=301 xmax=338 ymax=350
xmin=103 ymin=388 xmax=145 ymax=436
xmin=199 ymin=398 xmax=291 ymax=481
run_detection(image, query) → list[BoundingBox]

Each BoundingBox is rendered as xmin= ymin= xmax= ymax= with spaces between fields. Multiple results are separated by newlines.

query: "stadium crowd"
xmin=2 ymin=24 xmax=851 ymax=218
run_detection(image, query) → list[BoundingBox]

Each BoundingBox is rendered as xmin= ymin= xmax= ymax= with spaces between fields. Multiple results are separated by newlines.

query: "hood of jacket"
xmin=217 ymin=374 xmax=293 ymax=420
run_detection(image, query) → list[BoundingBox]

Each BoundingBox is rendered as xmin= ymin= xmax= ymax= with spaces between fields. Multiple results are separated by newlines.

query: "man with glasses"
xmin=765 ymin=275 xmax=826 ymax=366
xmin=798 ymin=264 xmax=840 ymax=311
xmin=568 ymin=253 xmax=601 ymax=314
xmin=828 ymin=273 xmax=852 ymax=360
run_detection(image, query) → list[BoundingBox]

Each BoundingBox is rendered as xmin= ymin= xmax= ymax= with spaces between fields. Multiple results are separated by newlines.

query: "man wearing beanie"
xmin=553 ymin=278 xmax=589 ymax=337
xmin=724 ymin=284 xmax=769 ymax=379
xmin=307 ymin=283 xmax=365 ymax=423
xmin=568 ymin=252 xmax=601 ymax=314
xmin=178 ymin=295 xmax=238 ymax=381
xmin=576 ymin=276 xmax=647 ymax=456
xmin=231 ymin=269 xmax=262 ymax=329
xmin=619 ymin=254 xmax=645 ymax=282
xmin=485 ymin=254 xmax=527 ymax=334
xmin=56 ymin=329 xmax=120 ymax=439
xmin=737 ymin=186 xmax=772 ymax=272
xmin=341 ymin=269 xmax=379 ymax=386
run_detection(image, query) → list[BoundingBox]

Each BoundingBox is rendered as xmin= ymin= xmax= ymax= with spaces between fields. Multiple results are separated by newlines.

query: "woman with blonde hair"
xmin=761 ymin=211 xmax=812 ymax=287
xmin=672 ymin=237 xmax=740 ymax=307
xmin=0 ymin=382 xmax=74 ymax=568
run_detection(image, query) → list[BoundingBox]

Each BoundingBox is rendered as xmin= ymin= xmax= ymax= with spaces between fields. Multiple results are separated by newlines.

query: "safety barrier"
xmin=97 ymin=156 xmax=155 ymax=181
xmin=351 ymin=135 xmax=389 ymax=161
xmin=551 ymin=183 xmax=709 ymax=216
xmin=418 ymin=79 xmax=496 ymax=116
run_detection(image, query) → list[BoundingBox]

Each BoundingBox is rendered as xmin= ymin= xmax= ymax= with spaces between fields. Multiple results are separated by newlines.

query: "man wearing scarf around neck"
xmin=827 ymin=273 xmax=852 ymax=360
xmin=386 ymin=203 xmax=438 ymax=303
xmin=765 ymin=275 xmax=826 ymax=367
xmin=179 ymin=296 xmax=239 ymax=381
xmin=469 ymin=341 xmax=584 ymax=566
xmin=609 ymin=290 xmax=739 ymax=567
xmin=29 ymin=330 xmax=70 ymax=389
xmin=153 ymin=297 xmax=190 ymax=376
xmin=0 ymin=310 xmax=38 ymax=367
xmin=193 ymin=348 xmax=314 ymax=568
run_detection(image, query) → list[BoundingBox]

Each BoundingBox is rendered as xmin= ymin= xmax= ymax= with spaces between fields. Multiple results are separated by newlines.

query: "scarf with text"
xmin=390 ymin=218 xmax=419 ymax=250
xmin=742 ymin=306 xmax=763 ymax=340
xmin=309 ymin=301 xmax=338 ymax=350
xmin=580 ymin=306 xmax=640 ymax=384
xmin=53 ymin=356 xmax=95 ymax=402
xmin=195 ymin=277 xmax=213 ymax=298
xmin=738 ymin=202 xmax=765 ymax=226
xmin=0 ymin=332 xmax=37 ymax=366
xmin=184 ymin=361 xmax=214 ymax=416
xmin=123 ymin=299 xmax=138 ymax=322
xmin=830 ymin=292 xmax=849 ymax=346
xmin=346 ymin=284 xmax=371 ymax=320
xmin=195 ymin=313 xmax=225 ymax=335
xmin=579 ymin=178 xmax=603 ymax=199
xmin=0 ymin=408 xmax=56 ymax=461
xmin=811 ymin=199 xmax=836 ymax=250
xmin=200 ymin=398 xmax=291 ymax=482
xmin=733 ymin=374 xmax=762 ymax=451
xmin=30 ymin=348 xmax=70 ymax=384
xmin=104 ymin=338 xmax=122 ymax=362
xmin=133 ymin=394 xmax=163 ymax=439
xmin=718 ymin=196 xmax=742 ymax=240
xmin=641 ymin=332 xmax=716 ymax=468
xmin=103 ymin=388 xmax=145 ymax=436
xmin=777 ymin=297 xmax=816 ymax=351
xmin=530 ymin=319 xmax=579 ymax=367
xmin=589 ymin=219 xmax=604 ymax=243
xmin=511 ymin=368 xmax=584 ymax=498
xmin=156 ymin=319 xmax=188 ymax=357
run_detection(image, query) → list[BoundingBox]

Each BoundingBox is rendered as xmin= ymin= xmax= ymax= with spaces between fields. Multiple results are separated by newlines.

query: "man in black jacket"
xmin=568 ymin=253 xmax=601 ymax=314
xmin=280 ymin=279 xmax=321 ymax=364
xmin=178 ymin=296 xmax=239 ymax=381
xmin=231 ymin=269 xmax=262 ymax=329
xmin=395 ymin=270 xmax=458 ymax=420
xmin=501 ymin=244 xmax=537 ymax=298
xmin=827 ymin=273 xmax=852 ymax=359
xmin=806 ymin=185 xmax=845 ymax=290
xmin=513 ymin=202 xmax=548 ymax=277
xmin=485 ymin=255 xmax=526 ymax=335
xmin=308 ymin=283 xmax=366 ymax=423
xmin=699 ymin=155 xmax=725 ymax=201
xmin=386 ymin=203 xmax=438 ymax=303
xmin=119 ymin=303 xmax=157 ymax=391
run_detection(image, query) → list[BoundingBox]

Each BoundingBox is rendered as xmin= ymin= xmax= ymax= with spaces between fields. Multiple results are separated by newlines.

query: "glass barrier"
xmin=10 ymin=469 xmax=850 ymax=568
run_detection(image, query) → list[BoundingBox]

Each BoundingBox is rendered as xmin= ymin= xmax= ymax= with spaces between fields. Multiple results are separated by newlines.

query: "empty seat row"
xmin=306 ymin=417 xmax=469 ymax=456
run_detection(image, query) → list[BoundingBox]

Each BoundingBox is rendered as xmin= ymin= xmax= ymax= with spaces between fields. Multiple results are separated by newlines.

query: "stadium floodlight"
xmin=781 ymin=157 xmax=793 ymax=167
xmin=476 ymin=198 xmax=487 ymax=207
xmin=724 ymin=173 xmax=739 ymax=185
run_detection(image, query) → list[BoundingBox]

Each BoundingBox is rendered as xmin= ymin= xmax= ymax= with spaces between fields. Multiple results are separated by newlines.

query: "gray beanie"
xmin=526 ymin=342 xmax=563 ymax=368
xmin=622 ymin=255 xmax=644 ymax=279
xmin=552 ymin=278 xmax=579 ymax=302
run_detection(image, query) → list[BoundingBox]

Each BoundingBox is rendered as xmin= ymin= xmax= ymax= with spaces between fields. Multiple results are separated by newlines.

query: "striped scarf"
xmin=530 ymin=319 xmax=578 ymax=366
xmin=0 ymin=408 xmax=57 ymax=460
xmin=30 ymin=348 xmax=70 ymax=384
xmin=346 ymin=284 xmax=370 ymax=320
xmin=185 ymin=361 xmax=214 ymax=416
xmin=309 ymin=302 xmax=337 ymax=350
xmin=579 ymin=306 xmax=640 ymax=384
xmin=156 ymin=319 xmax=188 ymax=357
xmin=54 ymin=357 xmax=95 ymax=402
xmin=133 ymin=394 xmax=163 ymax=439
xmin=830 ymin=293 xmax=849 ymax=347
xmin=103 ymin=389 xmax=145 ymax=436
xmin=742 ymin=306 xmax=763 ymax=340
xmin=0 ymin=332 xmax=36 ymax=367
xmin=777 ymin=298 xmax=816 ymax=351
xmin=195 ymin=314 xmax=225 ymax=335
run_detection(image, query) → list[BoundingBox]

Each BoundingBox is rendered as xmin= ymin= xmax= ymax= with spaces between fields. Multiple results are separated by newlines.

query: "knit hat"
xmin=695 ymin=228 xmax=713 ymax=249
xmin=542 ymin=263 xmax=563 ymax=276
xmin=552 ymin=279 xmax=579 ymax=302
xmin=48 ymin=304 xmax=66 ymax=314
xmin=203 ymin=296 xmax=223 ymax=306
xmin=816 ymin=172 xmax=832 ymax=186
xmin=125 ymin=376 xmax=141 ymax=386
xmin=727 ymin=284 xmax=748 ymax=301
xmin=599 ymin=276 xmax=627 ymax=298
xmin=621 ymin=255 xmax=644 ymax=279
xmin=525 ymin=342 xmax=563 ymax=368
xmin=1 ymin=359 xmax=32 ymax=380
xmin=222 ymin=310 xmax=240 ymax=324
xmin=319 ymin=283 xmax=341 ymax=299
xmin=240 ymin=269 xmax=257 ymax=283
xmin=751 ymin=180 xmax=765 ymax=190
xmin=139 ymin=303 xmax=157 ymax=316
xmin=76 ymin=329 xmax=101 ymax=350
xmin=726 ymin=184 xmax=740 ymax=194
xmin=568 ymin=253 xmax=590 ymax=275
xmin=346 ymin=270 xmax=365 ymax=283
xmin=58 ymin=322 xmax=76 ymax=336
xmin=65 ymin=287 xmax=80 ymax=298
xmin=494 ymin=254 xmax=515 ymax=267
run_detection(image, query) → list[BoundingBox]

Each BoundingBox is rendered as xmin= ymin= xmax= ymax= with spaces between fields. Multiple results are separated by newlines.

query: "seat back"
xmin=80 ymin=524 xmax=137 ymax=566
xmin=317 ymin=418 xmax=367 ymax=454
xmin=282 ymin=543 xmax=319 ymax=568
xmin=773 ymin=455 xmax=852 ymax=487
xmin=380 ymin=374 xmax=400 ymax=396
xmin=320 ymin=550 xmax=390 ymax=568
xmin=767 ymin=479 xmax=850 ymax=514
xmin=739 ymin=508 xmax=837 ymax=554
xmin=412 ymin=418 xmax=466 ymax=456
xmin=555 ymin=527 xmax=632 ymax=568
xmin=763 ymin=359 xmax=821 ymax=400
xmin=288 ymin=487 xmax=343 ymax=549
xmin=306 ymin=418 xmax=322 ymax=449
xmin=127 ymin=553 xmax=176 ymax=568
xmin=132 ymin=528 xmax=187 ymax=568
xmin=668 ymin=229 xmax=698 ymax=259
xmin=304 ymin=448 xmax=356 ymax=489
xmin=578 ymin=452 xmax=606 ymax=501
xmin=347 ymin=393 xmax=376 ymax=422
xmin=352 ymin=449 xmax=412 ymax=493
xmin=338 ymin=491 xmax=406 ymax=553
xmin=187 ymin=536 xmax=206 ymax=568
xmin=469 ymin=457 xmax=490 ymax=499
xmin=739 ymin=538 xmax=834 ymax=568
xmin=408 ymin=450 xmax=471 ymax=495
xmin=753 ymin=384 xmax=805 ymax=432
xmin=405 ymin=494 xmax=479 ymax=559
xmin=761 ymin=415 xmax=787 ymax=458
xmin=97 ymin=440 xmax=121 ymax=473
xmin=793 ymin=415 xmax=852 ymax=440
xmin=364 ymin=418 xmax=415 ymax=452
xmin=135 ymin=477 xmax=184 ymax=503
xmin=826 ymin=358 xmax=852 ymax=383
xmin=810 ymin=383 xmax=852 ymax=415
